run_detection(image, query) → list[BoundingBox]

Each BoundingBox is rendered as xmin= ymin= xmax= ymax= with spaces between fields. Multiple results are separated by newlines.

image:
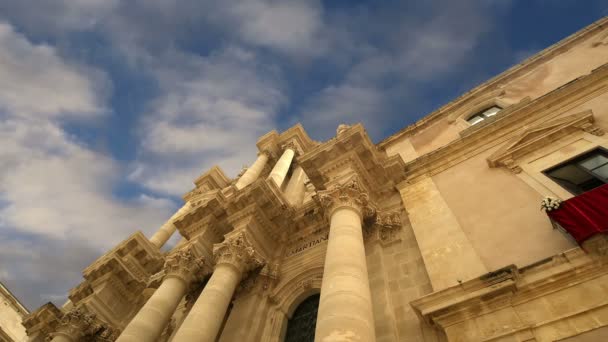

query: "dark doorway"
xmin=284 ymin=293 xmax=320 ymax=342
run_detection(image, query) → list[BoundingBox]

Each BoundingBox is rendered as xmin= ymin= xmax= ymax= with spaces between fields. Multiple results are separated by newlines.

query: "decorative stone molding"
xmin=163 ymin=247 xmax=207 ymax=287
xmin=487 ymin=110 xmax=604 ymax=173
xmin=213 ymin=232 xmax=264 ymax=274
xmin=315 ymin=176 xmax=375 ymax=220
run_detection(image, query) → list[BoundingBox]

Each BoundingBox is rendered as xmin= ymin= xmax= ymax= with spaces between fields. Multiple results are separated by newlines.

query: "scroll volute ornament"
xmin=213 ymin=232 xmax=264 ymax=274
xmin=316 ymin=177 xmax=375 ymax=220
xmin=163 ymin=247 xmax=207 ymax=286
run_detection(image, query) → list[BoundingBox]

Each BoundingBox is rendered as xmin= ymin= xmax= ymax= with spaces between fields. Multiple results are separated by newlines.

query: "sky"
xmin=0 ymin=0 xmax=606 ymax=311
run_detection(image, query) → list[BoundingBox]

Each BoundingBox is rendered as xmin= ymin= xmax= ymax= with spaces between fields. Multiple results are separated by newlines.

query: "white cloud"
xmin=226 ymin=0 xmax=325 ymax=56
xmin=0 ymin=21 xmax=175 ymax=308
xmin=130 ymin=47 xmax=285 ymax=195
xmin=0 ymin=22 xmax=107 ymax=118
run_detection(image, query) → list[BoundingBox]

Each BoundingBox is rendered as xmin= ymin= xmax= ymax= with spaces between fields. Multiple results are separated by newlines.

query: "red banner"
xmin=547 ymin=184 xmax=608 ymax=244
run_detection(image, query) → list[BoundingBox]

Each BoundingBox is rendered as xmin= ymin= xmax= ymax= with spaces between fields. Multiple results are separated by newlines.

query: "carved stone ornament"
xmin=259 ymin=149 xmax=276 ymax=160
xmin=316 ymin=177 xmax=375 ymax=219
xmin=213 ymin=232 xmax=264 ymax=274
xmin=336 ymin=124 xmax=352 ymax=135
xmin=47 ymin=307 xmax=97 ymax=341
xmin=375 ymin=211 xmax=403 ymax=243
xmin=281 ymin=140 xmax=301 ymax=156
xmin=163 ymin=247 xmax=206 ymax=286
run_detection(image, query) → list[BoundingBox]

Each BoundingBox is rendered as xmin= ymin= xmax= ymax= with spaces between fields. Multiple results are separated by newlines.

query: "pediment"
xmin=487 ymin=110 xmax=604 ymax=172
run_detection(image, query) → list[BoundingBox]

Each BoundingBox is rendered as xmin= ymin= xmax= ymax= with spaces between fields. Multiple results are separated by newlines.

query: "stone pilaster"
xmin=116 ymin=247 xmax=206 ymax=342
xmin=235 ymin=150 xmax=272 ymax=190
xmin=171 ymin=232 xmax=264 ymax=342
xmin=315 ymin=177 xmax=377 ymax=342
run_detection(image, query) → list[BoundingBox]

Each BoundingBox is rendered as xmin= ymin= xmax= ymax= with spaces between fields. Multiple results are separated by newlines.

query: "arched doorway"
xmin=284 ymin=293 xmax=320 ymax=342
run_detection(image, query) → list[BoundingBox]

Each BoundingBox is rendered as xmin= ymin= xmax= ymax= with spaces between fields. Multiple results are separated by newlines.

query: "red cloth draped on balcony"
xmin=547 ymin=184 xmax=608 ymax=244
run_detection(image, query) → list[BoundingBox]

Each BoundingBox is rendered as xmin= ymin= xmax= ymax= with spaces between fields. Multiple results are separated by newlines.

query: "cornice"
xmin=398 ymin=63 xmax=608 ymax=187
xmin=487 ymin=110 xmax=604 ymax=173
xmin=184 ymin=166 xmax=231 ymax=201
xmin=379 ymin=16 xmax=608 ymax=148
xmin=256 ymin=123 xmax=320 ymax=161
xmin=411 ymin=248 xmax=608 ymax=333
xmin=299 ymin=123 xmax=406 ymax=200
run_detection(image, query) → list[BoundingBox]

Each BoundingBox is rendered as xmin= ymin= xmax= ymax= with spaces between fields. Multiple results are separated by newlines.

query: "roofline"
xmin=378 ymin=15 xmax=608 ymax=148
xmin=0 ymin=281 xmax=29 ymax=315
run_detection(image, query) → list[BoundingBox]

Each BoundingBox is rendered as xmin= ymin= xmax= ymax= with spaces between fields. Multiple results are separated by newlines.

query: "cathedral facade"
xmin=22 ymin=16 xmax=608 ymax=342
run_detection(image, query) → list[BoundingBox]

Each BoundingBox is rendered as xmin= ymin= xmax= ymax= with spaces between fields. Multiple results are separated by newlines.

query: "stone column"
xmin=315 ymin=178 xmax=376 ymax=342
xmin=149 ymin=202 xmax=192 ymax=249
xmin=48 ymin=308 xmax=97 ymax=342
xmin=235 ymin=151 xmax=271 ymax=190
xmin=116 ymin=248 xmax=205 ymax=342
xmin=172 ymin=232 xmax=263 ymax=342
xmin=267 ymin=145 xmax=296 ymax=188
xmin=284 ymin=165 xmax=307 ymax=206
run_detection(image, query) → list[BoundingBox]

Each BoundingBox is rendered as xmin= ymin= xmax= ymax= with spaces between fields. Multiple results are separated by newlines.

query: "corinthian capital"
xmin=163 ymin=247 xmax=207 ymax=286
xmin=316 ymin=177 xmax=374 ymax=219
xmin=48 ymin=307 xmax=97 ymax=341
xmin=213 ymin=232 xmax=264 ymax=274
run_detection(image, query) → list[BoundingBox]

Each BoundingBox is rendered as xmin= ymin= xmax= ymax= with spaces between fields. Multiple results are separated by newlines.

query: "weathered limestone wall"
xmin=398 ymin=177 xmax=488 ymax=290
xmin=0 ymin=285 xmax=27 ymax=342
xmin=431 ymin=145 xmax=574 ymax=270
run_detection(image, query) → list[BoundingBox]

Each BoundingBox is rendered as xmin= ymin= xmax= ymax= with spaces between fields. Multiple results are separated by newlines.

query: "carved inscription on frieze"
xmin=286 ymin=232 xmax=329 ymax=257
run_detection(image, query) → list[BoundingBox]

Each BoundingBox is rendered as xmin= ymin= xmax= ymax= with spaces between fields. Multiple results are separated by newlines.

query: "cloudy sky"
xmin=0 ymin=0 xmax=606 ymax=311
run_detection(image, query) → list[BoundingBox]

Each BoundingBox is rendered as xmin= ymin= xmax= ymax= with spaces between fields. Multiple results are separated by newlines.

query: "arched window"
xmin=284 ymin=294 xmax=320 ymax=342
xmin=467 ymin=105 xmax=502 ymax=125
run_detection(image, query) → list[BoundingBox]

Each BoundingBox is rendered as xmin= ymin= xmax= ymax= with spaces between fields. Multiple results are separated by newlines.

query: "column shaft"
xmin=171 ymin=264 xmax=241 ymax=341
xmin=117 ymin=277 xmax=187 ymax=342
xmin=315 ymin=207 xmax=376 ymax=341
xmin=150 ymin=202 xmax=191 ymax=248
xmin=267 ymin=148 xmax=295 ymax=188
xmin=235 ymin=152 xmax=269 ymax=189
xmin=284 ymin=166 xmax=307 ymax=206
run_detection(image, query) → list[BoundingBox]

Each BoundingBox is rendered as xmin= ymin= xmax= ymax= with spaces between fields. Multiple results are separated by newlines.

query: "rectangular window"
xmin=543 ymin=147 xmax=608 ymax=195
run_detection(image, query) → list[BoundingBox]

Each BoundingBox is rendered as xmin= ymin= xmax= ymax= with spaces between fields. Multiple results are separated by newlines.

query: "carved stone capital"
xmin=213 ymin=232 xmax=264 ymax=274
xmin=163 ymin=248 xmax=206 ymax=286
xmin=48 ymin=307 xmax=97 ymax=341
xmin=315 ymin=177 xmax=374 ymax=220
xmin=281 ymin=140 xmax=301 ymax=156
xmin=258 ymin=149 xmax=276 ymax=159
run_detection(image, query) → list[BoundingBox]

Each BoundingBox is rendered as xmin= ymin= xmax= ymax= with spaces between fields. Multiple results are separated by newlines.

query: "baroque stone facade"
xmin=23 ymin=16 xmax=608 ymax=342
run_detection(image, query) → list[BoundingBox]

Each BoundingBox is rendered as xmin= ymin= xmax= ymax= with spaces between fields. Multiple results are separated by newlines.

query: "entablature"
xmin=299 ymin=123 xmax=406 ymax=202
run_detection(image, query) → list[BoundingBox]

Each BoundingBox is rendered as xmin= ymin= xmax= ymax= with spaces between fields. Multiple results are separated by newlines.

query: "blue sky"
xmin=0 ymin=0 xmax=606 ymax=310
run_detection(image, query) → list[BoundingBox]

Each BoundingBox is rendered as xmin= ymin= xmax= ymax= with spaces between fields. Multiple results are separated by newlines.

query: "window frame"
xmin=543 ymin=146 xmax=608 ymax=195
xmin=466 ymin=105 xmax=503 ymax=126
